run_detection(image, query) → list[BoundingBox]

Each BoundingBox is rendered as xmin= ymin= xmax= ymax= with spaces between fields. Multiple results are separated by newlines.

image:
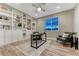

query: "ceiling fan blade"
xmin=32 ymin=4 xmax=38 ymax=8
xmin=41 ymin=8 xmax=45 ymax=12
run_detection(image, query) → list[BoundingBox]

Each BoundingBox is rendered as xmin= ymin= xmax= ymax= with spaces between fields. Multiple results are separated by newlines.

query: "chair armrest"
xmin=58 ymin=35 xmax=62 ymax=37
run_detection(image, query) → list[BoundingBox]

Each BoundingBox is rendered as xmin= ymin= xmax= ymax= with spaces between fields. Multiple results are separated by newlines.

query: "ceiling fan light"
xmin=56 ymin=6 xmax=60 ymax=9
xmin=37 ymin=7 xmax=41 ymax=11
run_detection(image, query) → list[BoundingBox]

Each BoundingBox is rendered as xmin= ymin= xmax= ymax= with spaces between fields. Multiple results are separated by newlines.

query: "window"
xmin=45 ymin=17 xmax=58 ymax=31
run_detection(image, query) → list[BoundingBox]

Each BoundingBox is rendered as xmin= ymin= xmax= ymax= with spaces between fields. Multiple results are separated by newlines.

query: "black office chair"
xmin=33 ymin=32 xmax=39 ymax=34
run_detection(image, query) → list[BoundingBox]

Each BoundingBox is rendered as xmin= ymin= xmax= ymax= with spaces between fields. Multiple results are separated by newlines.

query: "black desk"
xmin=31 ymin=33 xmax=47 ymax=49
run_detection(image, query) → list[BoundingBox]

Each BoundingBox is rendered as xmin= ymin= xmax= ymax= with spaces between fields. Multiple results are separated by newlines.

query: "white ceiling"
xmin=6 ymin=3 xmax=76 ymax=18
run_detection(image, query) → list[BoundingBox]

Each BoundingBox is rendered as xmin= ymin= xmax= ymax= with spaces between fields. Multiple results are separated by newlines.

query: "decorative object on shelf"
xmin=16 ymin=15 xmax=21 ymax=22
xmin=27 ymin=19 xmax=31 ymax=30
xmin=18 ymin=23 xmax=22 ymax=27
xmin=4 ymin=17 xmax=9 ymax=20
xmin=32 ymin=23 xmax=35 ymax=30
xmin=32 ymin=23 xmax=35 ymax=26
xmin=23 ymin=33 xmax=26 ymax=37
xmin=23 ymin=14 xmax=26 ymax=17
xmin=0 ymin=16 xmax=2 ymax=19
xmin=16 ymin=15 xmax=21 ymax=19
xmin=23 ymin=14 xmax=26 ymax=20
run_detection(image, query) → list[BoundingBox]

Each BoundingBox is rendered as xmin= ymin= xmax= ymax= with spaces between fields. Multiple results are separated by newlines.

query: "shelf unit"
xmin=0 ymin=4 xmax=36 ymax=46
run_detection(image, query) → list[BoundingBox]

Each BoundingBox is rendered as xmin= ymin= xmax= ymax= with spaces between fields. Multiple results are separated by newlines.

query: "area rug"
xmin=16 ymin=39 xmax=52 ymax=56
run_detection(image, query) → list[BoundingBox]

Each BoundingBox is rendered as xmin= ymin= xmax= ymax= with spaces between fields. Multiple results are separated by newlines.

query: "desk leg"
xmin=36 ymin=36 xmax=37 ymax=49
xmin=71 ymin=38 xmax=73 ymax=48
xmin=44 ymin=33 xmax=47 ymax=42
xmin=75 ymin=37 xmax=78 ymax=49
xmin=31 ymin=35 xmax=32 ymax=47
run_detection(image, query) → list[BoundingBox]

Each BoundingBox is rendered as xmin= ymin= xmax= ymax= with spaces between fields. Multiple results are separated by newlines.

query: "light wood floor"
xmin=0 ymin=39 xmax=79 ymax=56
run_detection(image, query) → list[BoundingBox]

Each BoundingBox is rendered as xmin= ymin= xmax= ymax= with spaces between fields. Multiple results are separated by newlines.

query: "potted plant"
xmin=68 ymin=32 xmax=77 ymax=40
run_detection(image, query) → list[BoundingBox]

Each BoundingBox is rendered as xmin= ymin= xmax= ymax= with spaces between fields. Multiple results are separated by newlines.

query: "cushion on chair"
xmin=63 ymin=33 xmax=69 ymax=38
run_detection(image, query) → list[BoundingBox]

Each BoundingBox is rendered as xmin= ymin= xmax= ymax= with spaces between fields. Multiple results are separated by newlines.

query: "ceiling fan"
xmin=32 ymin=3 xmax=46 ymax=12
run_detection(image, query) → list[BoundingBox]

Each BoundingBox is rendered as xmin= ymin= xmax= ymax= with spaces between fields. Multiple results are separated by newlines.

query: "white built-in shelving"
xmin=0 ymin=4 xmax=36 ymax=46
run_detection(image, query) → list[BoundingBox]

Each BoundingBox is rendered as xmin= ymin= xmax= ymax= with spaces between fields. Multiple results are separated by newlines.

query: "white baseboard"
xmin=47 ymin=37 xmax=56 ymax=40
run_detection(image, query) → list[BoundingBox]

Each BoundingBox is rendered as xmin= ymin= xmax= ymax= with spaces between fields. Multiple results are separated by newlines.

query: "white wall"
xmin=74 ymin=4 xmax=79 ymax=38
